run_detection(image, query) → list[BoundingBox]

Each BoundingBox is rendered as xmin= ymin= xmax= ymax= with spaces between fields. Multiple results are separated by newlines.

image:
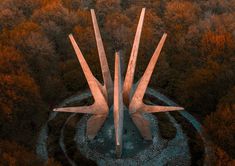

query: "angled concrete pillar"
xmin=87 ymin=114 xmax=108 ymax=139
xmin=53 ymin=34 xmax=108 ymax=139
xmin=129 ymin=33 xmax=168 ymax=114
xmin=129 ymin=33 xmax=184 ymax=140
xmin=91 ymin=9 xmax=113 ymax=106
xmin=123 ymin=8 xmax=145 ymax=106
xmin=113 ymin=52 xmax=124 ymax=158
xmin=131 ymin=112 xmax=152 ymax=140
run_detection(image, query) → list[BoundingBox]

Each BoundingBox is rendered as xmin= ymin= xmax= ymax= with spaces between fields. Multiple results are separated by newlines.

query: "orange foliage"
xmin=204 ymin=101 xmax=235 ymax=158
xmin=0 ymin=46 xmax=40 ymax=116
xmin=165 ymin=1 xmax=199 ymax=30
xmin=0 ymin=46 xmax=27 ymax=74
xmin=201 ymin=29 xmax=234 ymax=57
xmin=0 ymin=139 xmax=61 ymax=165
xmin=0 ymin=21 xmax=42 ymax=46
xmin=76 ymin=9 xmax=92 ymax=27
xmin=0 ymin=74 xmax=40 ymax=113
xmin=40 ymin=0 xmax=61 ymax=6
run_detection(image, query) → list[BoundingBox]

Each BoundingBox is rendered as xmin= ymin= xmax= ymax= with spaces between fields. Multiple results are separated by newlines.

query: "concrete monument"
xmin=54 ymin=8 xmax=184 ymax=157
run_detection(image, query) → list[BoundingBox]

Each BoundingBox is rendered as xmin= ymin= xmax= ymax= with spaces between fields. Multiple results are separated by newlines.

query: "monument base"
xmin=36 ymin=88 xmax=212 ymax=165
xmin=75 ymin=107 xmax=190 ymax=165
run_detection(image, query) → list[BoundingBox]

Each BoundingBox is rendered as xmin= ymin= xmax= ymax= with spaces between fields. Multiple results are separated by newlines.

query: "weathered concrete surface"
xmin=91 ymin=9 xmax=113 ymax=106
xmin=87 ymin=114 xmax=108 ymax=139
xmin=130 ymin=34 xmax=168 ymax=110
xmin=129 ymin=34 xmax=184 ymax=140
xmin=53 ymin=34 xmax=108 ymax=139
xmin=123 ymin=8 xmax=145 ymax=105
xmin=113 ymin=52 xmax=124 ymax=158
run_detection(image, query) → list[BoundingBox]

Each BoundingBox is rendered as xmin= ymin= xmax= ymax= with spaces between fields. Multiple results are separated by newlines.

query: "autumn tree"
xmin=201 ymin=28 xmax=235 ymax=63
xmin=95 ymin=0 xmax=121 ymax=12
xmin=0 ymin=5 xmax=25 ymax=30
xmin=32 ymin=1 xmax=77 ymax=33
xmin=62 ymin=0 xmax=80 ymax=10
xmin=104 ymin=12 xmax=131 ymax=50
xmin=164 ymin=1 xmax=199 ymax=32
xmin=177 ymin=60 xmax=235 ymax=114
xmin=32 ymin=0 xmax=78 ymax=58
xmin=0 ymin=21 xmax=66 ymax=103
xmin=95 ymin=0 xmax=121 ymax=25
xmin=0 ymin=139 xmax=61 ymax=166
xmin=0 ymin=46 xmax=48 ymax=147
xmin=204 ymin=86 xmax=235 ymax=158
xmin=164 ymin=0 xmax=200 ymax=60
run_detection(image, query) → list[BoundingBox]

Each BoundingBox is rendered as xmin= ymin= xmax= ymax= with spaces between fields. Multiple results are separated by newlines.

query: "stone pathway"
xmin=147 ymin=88 xmax=213 ymax=165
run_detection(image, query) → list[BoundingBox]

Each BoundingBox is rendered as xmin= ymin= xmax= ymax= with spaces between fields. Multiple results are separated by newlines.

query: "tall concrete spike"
xmin=131 ymin=33 xmax=167 ymax=105
xmin=129 ymin=33 xmax=184 ymax=113
xmin=123 ymin=8 xmax=145 ymax=106
xmin=54 ymin=104 xmax=107 ymax=114
xmin=91 ymin=9 xmax=113 ymax=106
xmin=53 ymin=34 xmax=109 ymax=139
xmin=140 ymin=105 xmax=184 ymax=113
xmin=113 ymin=52 xmax=124 ymax=158
xmin=129 ymin=33 xmax=183 ymax=140
xmin=68 ymin=34 xmax=106 ymax=103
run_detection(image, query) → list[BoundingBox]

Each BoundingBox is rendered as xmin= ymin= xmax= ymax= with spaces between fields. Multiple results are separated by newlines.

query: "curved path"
xmin=36 ymin=91 xmax=91 ymax=160
xmin=147 ymin=88 xmax=213 ymax=165
xmin=59 ymin=114 xmax=77 ymax=166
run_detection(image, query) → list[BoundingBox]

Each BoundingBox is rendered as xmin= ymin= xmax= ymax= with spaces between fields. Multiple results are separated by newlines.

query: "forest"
xmin=0 ymin=0 xmax=234 ymax=165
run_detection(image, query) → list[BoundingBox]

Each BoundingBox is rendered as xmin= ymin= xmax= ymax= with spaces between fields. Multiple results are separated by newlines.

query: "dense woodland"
xmin=0 ymin=0 xmax=234 ymax=165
